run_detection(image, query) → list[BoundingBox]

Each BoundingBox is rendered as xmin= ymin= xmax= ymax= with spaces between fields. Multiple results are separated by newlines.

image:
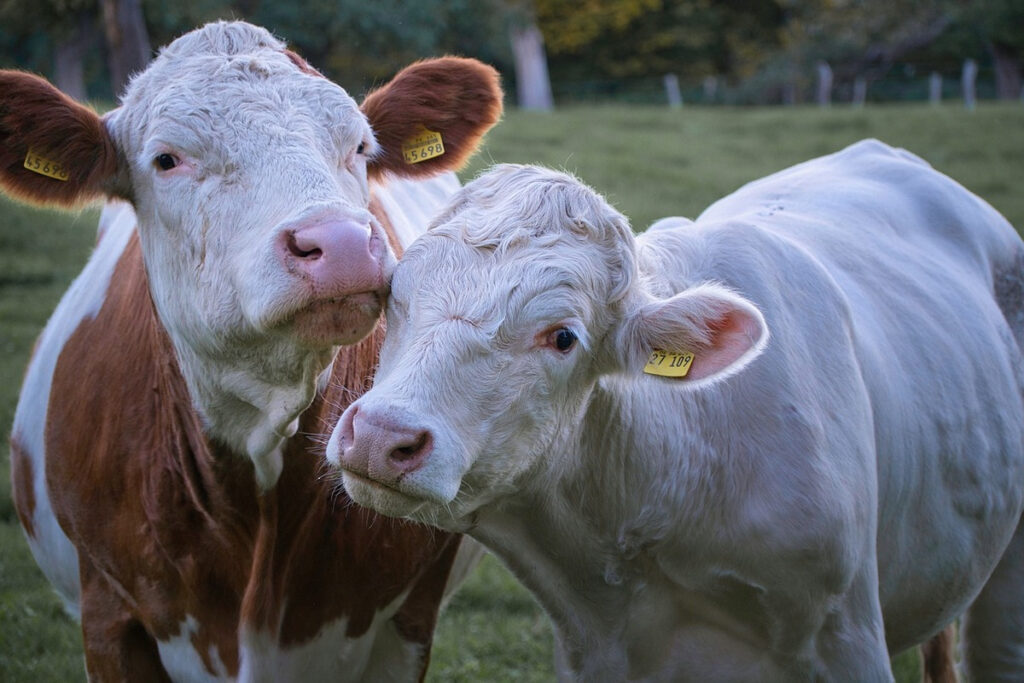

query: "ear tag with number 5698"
xmin=402 ymin=126 xmax=445 ymax=164
xmin=643 ymin=350 xmax=694 ymax=378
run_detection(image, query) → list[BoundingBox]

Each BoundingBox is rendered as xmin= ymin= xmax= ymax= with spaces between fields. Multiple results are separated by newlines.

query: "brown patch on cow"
xmin=282 ymin=49 xmax=324 ymax=78
xmin=10 ymin=432 xmax=36 ymax=538
xmin=369 ymin=192 xmax=404 ymax=260
xmin=46 ymin=232 xmax=252 ymax=676
xmin=0 ymin=70 xmax=121 ymax=207
xmin=362 ymin=57 xmax=503 ymax=181
xmin=921 ymin=623 xmax=959 ymax=683
xmin=43 ymin=225 xmax=458 ymax=677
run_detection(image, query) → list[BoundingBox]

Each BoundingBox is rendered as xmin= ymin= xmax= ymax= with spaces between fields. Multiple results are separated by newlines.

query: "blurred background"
xmin=0 ymin=0 xmax=1021 ymax=108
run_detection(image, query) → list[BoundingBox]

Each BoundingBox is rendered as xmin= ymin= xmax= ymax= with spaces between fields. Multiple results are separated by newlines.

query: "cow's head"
xmin=0 ymin=21 xmax=501 ymax=485
xmin=327 ymin=165 xmax=768 ymax=526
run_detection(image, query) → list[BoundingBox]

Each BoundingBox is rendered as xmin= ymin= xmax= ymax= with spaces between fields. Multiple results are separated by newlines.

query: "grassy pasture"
xmin=2 ymin=102 xmax=1023 ymax=681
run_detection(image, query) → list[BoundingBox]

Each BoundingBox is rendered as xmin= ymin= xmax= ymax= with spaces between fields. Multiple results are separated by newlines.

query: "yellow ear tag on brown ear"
xmin=24 ymin=149 xmax=69 ymax=181
xmin=401 ymin=127 xmax=445 ymax=164
xmin=643 ymin=350 xmax=694 ymax=378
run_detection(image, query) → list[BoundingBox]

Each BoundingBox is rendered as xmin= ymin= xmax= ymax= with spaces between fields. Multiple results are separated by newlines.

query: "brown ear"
xmin=0 ymin=70 xmax=120 ymax=207
xmin=361 ymin=57 xmax=502 ymax=181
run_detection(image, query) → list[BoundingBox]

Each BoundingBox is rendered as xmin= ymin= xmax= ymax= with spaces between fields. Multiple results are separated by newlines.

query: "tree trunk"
xmin=100 ymin=0 xmax=152 ymax=98
xmin=989 ymin=42 xmax=1022 ymax=101
xmin=510 ymin=21 xmax=553 ymax=111
xmin=53 ymin=14 xmax=96 ymax=102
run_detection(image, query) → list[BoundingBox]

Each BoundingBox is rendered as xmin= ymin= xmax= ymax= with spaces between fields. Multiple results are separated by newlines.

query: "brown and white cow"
xmin=3 ymin=21 xmax=501 ymax=681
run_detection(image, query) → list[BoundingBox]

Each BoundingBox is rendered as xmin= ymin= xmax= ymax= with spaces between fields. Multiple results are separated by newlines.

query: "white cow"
xmin=328 ymin=140 xmax=1024 ymax=681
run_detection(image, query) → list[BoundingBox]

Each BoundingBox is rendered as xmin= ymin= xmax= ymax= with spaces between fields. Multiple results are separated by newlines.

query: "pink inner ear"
xmin=685 ymin=308 xmax=763 ymax=382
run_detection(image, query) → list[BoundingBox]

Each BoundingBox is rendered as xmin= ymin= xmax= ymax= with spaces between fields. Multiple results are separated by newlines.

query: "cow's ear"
xmin=614 ymin=283 xmax=768 ymax=386
xmin=0 ymin=70 xmax=122 ymax=207
xmin=361 ymin=57 xmax=502 ymax=180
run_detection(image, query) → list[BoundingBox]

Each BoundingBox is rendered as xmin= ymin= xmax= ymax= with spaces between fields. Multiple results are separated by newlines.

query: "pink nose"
xmin=281 ymin=216 xmax=388 ymax=297
xmin=335 ymin=405 xmax=433 ymax=483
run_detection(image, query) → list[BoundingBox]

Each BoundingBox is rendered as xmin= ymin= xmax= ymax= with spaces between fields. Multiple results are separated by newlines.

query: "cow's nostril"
xmin=287 ymin=232 xmax=322 ymax=259
xmin=390 ymin=431 xmax=431 ymax=463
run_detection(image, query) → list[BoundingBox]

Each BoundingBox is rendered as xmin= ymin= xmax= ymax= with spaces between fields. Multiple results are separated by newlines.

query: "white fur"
xmin=237 ymin=591 xmax=422 ymax=683
xmin=332 ymin=142 xmax=1024 ymax=680
xmin=157 ymin=615 xmax=231 ymax=682
xmin=11 ymin=201 xmax=137 ymax=618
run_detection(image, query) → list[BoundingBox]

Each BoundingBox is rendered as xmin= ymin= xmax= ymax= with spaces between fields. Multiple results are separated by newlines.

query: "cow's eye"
xmin=551 ymin=327 xmax=577 ymax=353
xmin=154 ymin=153 xmax=178 ymax=171
xmin=356 ymin=142 xmax=366 ymax=155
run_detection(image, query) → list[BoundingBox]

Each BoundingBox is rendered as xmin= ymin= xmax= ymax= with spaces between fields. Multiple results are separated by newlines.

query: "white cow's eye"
xmin=356 ymin=142 xmax=366 ymax=155
xmin=154 ymin=153 xmax=179 ymax=171
xmin=550 ymin=327 xmax=578 ymax=353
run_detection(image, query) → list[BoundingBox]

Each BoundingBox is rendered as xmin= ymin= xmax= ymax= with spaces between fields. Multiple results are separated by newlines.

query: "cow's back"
xmin=645 ymin=139 xmax=1024 ymax=650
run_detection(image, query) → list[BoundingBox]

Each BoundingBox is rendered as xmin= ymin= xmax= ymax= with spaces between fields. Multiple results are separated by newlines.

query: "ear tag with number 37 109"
xmin=643 ymin=350 xmax=694 ymax=378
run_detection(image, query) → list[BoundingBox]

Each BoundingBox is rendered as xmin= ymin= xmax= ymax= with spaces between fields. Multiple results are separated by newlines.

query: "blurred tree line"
xmin=0 ymin=0 xmax=1020 ymax=105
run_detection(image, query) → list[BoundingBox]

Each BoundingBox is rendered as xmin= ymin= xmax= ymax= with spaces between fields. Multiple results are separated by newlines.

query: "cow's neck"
xmin=168 ymin=333 xmax=336 ymax=490
xmin=468 ymin=378 xmax=726 ymax=678
xmin=154 ymin=194 xmax=401 ymax=491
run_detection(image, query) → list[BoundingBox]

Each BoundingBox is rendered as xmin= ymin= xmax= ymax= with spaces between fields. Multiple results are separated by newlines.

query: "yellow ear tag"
xmin=643 ymin=350 xmax=694 ymax=378
xmin=401 ymin=127 xmax=445 ymax=164
xmin=24 ymin=149 xmax=69 ymax=181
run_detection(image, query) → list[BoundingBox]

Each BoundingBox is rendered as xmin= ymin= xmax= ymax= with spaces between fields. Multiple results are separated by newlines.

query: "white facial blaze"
xmin=98 ymin=22 xmax=394 ymax=484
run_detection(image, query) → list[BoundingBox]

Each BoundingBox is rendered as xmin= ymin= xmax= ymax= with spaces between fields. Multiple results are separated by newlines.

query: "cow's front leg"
xmin=760 ymin=562 xmax=892 ymax=682
xmin=808 ymin=565 xmax=893 ymax=683
xmin=79 ymin=557 xmax=171 ymax=682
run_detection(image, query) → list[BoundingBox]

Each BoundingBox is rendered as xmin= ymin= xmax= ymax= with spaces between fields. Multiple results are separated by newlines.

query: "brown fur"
xmin=9 ymin=434 xmax=35 ymax=538
xmin=5 ymin=45 xmax=500 ymax=679
xmin=362 ymin=57 xmax=503 ymax=181
xmin=45 ymin=228 xmax=460 ymax=677
xmin=921 ymin=623 xmax=959 ymax=683
xmin=0 ymin=71 xmax=121 ymax=207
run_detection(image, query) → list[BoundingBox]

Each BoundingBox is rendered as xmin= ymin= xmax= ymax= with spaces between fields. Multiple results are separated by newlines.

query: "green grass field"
xmin=2 ymin=102 xmax=1023 ymax=681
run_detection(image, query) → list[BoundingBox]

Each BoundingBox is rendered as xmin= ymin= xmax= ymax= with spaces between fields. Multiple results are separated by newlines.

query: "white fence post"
xmin=929 ymin=72 xmax=942 ymax=105
xmin=852 ymin=76 xmax=867 ymax=107
xmin=816 ymin=61 xmax=833 ymax=107
xmin=664 ymin=73 xmax=683 ymax=108
xmin=703 ymin=75 xmax=718 ymax=104
xmin=962 ymin=59 xmax=978 ymax=111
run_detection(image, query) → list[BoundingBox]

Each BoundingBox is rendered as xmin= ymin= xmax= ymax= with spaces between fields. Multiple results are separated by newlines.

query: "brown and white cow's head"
xmin=0 ymin=21 xmax=501 ymax=486
xmin=326 ymin=165 xmax=767 ymax=526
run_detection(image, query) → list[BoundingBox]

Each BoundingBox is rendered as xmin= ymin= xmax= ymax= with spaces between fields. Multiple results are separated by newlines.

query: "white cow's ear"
xmin=614 ymin=283 xmax=768 ymax=386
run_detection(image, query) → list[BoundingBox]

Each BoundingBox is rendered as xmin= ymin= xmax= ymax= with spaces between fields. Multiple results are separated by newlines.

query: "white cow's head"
xmin=327 ymin=165 xmax=768 ymax=527
xmin=0 ymin=21 xmax=501 ymax=483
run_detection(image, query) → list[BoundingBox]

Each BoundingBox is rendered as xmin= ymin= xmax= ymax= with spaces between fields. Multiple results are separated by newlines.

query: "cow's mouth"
xmin=341 ymin=468 xmax=428 ymax=518
xmin=289 ymin=290 xmax=384 ymax=347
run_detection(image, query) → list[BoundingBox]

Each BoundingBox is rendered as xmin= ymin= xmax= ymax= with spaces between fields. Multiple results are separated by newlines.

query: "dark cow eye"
xmin=356 ymin=142 xmax=366 ymax=155
xmin=155 ymin=153 xmax=178 ymax=171
xmin=552 ymin=328 xmax=577 ymax=352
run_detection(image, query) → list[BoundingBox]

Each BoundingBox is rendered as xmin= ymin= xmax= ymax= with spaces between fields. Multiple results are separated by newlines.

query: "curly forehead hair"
xmin=427 ymin=164 xmax=640 ymax=303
